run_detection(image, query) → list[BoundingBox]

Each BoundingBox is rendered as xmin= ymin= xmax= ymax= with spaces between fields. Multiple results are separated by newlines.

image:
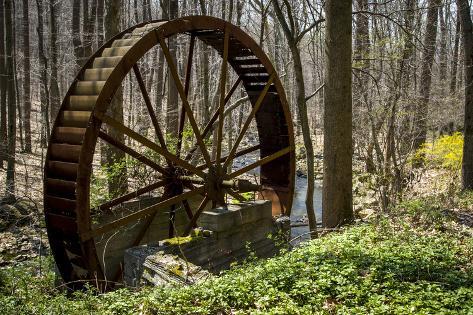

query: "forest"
xmin=1 ymin=0 xmax=473 ymax=314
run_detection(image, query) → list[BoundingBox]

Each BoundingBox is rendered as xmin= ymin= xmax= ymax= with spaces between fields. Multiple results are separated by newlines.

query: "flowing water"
xmin=232 ymin=151 xmax=322 ymax=244
xmin=290 ymin=177 xmax=323 ymax=243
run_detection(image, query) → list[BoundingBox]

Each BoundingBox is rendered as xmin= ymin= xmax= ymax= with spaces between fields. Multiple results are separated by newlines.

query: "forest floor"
xmin=0 ymin=148 xmax=49 ymax=267
xmin=1 ymin=162 xmax=473 ymax=314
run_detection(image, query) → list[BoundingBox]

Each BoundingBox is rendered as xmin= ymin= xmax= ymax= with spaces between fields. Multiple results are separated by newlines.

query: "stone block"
xmin=198 ymin=200 xmax=272 ymax=232
xmin=124 ymin=201 xmax=282 ymax=287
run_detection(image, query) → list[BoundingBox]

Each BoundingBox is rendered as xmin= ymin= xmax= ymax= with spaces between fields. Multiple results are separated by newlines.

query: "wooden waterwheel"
xmin=43 ymin=16 xmax=295 ymax=290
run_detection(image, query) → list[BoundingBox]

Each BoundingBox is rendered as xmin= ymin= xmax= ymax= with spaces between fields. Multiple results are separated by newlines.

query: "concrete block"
xmin=198 ymin=200 xmax=272 ymax=232
xmin=123 ymin=201 xmax=282 ymax=287
xmin=124 ymin=244 xmax=210 ymax=287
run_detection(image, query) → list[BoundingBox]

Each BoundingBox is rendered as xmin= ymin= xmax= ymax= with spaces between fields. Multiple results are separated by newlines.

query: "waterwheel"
xmin=43 ymin=16 xmax=295 ymax=290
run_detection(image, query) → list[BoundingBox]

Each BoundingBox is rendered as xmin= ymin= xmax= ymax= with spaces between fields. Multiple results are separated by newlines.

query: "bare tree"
xmin=0 ymin=0 xmax=6 ymax=167
xmin=36 ymin=0 xmax=50 ymax=147
xmin=322 ymin=0 xmax=353 ymax=227
xmin=72 ymin=0 xmax=83 ymax=69
xmin=450 ymin=11 xmax=460 ymax=94
xmin=49 ymin=0 xmax=61 ymax=123
xmin=22 ymin=0 xmax=32 ymax=153
xmin=4 ymin=0 xmax=16 ymax=201
xmin=273 ymin=0 xmax=319 ymax=236
xmin=414 ymin=0 xmax=441 ymax=151
xmin=97 ymin=0 xmax=105 ymax=46
xmin=457 ymin=0 xmax=473 ymax=189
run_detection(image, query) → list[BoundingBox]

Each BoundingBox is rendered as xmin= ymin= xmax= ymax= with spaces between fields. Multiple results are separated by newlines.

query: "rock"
xmin=274 ymin=216 xmax=291 ymax=232
xmin=20 ymin=244 xmax=31 ymax=252
xmin=0 ymin=199 xmax=36 ymax=232
xmin=0 ymin=204 xmax=23 ymax=232
xmin=14 ymin=254 xmax=28 ymax=262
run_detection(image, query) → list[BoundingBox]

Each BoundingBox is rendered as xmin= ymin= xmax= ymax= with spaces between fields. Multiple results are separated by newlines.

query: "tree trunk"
xmin=354 ymin=0 xmax=371 ymax=171
xmin=105 ymin=0 xmax=128 ymax=197
xmin=438 ymin=5 xmax=448 ymax=87
xmin=457 ymin=0 xmax=473 ymax=189
xmin=4 ymin=0 xmax=16 ymax=201
xmin=72 ymin=0 xmax=83 ymax=70
xmin=292 ymin=45 xmax=318 ymax=235
xmin=322 ymin=0 xmax=353 ymax=228
xmin=89 ymin=0 xmax=98 ymax=51
xmin=450 ymin=11 xmax=460 ymax=94
xmin=82 ymin=0 xmax=92 ymax=58
xmin=13 ymin=4 xmax=23 ymax=152
xmin=0 ymin=0 xmax=7 ymax=167
xmin=273 ymin=0 xmax=318 ymax=236
xmin=22 ymin=0 xmax=31 ymax=153
xmin=97 ymin=0 xmax=105 ymax=46
xmin=398 ymin=0 xmax=416 ymax=156
xmin=36 ymin=0 xmax=50 ymax=147
xmin=413 ymin=0 xmax=440 ymax=150
xmin=166 ymin=0 xmax=179 ymax=137
xmin=49 ymin=1 xmax=60 ymax=123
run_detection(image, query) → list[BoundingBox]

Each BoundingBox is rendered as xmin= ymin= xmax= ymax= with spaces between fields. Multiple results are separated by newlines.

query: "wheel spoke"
xmin=223 ymin=74 xmax=275 ymax=170
xmin=96 ymin=113 xmax=206 ymax=178
xmin=176 ymin=34 xmax=196 ymax=158
xmin=182 ymin=200 xmax=194 ymax=221
xmin=158 ymin=34 xmax=212 ymax=167
xmin=184 ymin=77 xmax=243 ymax=162
xmin=183 ymin=196 xmax=209 ymax=236
xmin=98 ymin=131 xmax=167 ymax=175
xmin=196 ymin=144 xmax=261 ymax=170
xmin=226 ymin=146 xmax=292 ymax=179
xmin=216 ymin=26 xmax=230 ymax=169
xmin=133 ymin=64 xmax=168 ymax=151
xmin=96 ymin=179 xmax=168 ymax=211
xmin=82 ymin=187 xmax=205 ymax=240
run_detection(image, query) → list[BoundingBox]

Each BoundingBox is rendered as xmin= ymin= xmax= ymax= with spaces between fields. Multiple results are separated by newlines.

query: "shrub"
xmin=415 ymin=132 xmax=463 ymax=171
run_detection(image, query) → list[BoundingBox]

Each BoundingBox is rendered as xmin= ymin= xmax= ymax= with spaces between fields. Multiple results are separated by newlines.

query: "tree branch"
xmin=305 ymin=83 xmax=325 ymax=102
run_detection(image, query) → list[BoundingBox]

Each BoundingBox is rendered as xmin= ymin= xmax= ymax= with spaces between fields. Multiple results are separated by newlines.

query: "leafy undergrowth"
xmin=1 ymin=208 xmax=473 ymax=315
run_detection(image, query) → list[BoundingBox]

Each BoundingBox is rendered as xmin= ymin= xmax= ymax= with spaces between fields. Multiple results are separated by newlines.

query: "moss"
xmin=162 ymin=235 xmax=196 ymax=246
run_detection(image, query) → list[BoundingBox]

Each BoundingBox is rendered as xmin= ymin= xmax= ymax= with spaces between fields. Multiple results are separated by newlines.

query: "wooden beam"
xmin=196 ymin=144 xmax=261 ymax=170
xmin=97 ymin=179 xmax=168 ymax=211
xmin=133 ymin=65 xmax=168 ymax=151
xmin=98 ymin=131 xmax=167 ymax=175
xmin=223 ymin=74 xmax=275 ymax=170
xmin=183 ymin=196 xmax=209 ymax=236
xmin=82 ymin=187 xmax=205 ymax=240
xmin=158 ymin=34 xmax=212 ymax=167
xmin=184 ymin=76 xmax=243 ymax=162
xmin=97 ymin=113 xmax=206 ymax=178
xmin=216 ymin=26 xmax=230 ymax=169
xmin=176 ymin=34 xmax=196 ymax=158
xmin=226 ymin=146 xmax=292 ymax=179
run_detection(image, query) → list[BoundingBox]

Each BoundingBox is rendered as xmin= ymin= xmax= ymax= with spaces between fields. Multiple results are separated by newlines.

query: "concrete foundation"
xmin=123 ymin=200 xmax=289 ymax=287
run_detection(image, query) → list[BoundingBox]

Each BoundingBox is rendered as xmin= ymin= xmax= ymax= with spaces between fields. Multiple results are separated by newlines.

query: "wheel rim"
xmin=44 ymin=16 xmax=295 ymax=290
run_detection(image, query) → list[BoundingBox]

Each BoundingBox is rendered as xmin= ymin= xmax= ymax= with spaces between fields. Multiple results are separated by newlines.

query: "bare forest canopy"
xmin=0 ymin=0 xmax=472 ymax=231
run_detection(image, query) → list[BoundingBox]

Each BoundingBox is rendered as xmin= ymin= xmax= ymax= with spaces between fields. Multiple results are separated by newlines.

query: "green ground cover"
xmin=1 ymin=197 xmax=473 ymax=314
